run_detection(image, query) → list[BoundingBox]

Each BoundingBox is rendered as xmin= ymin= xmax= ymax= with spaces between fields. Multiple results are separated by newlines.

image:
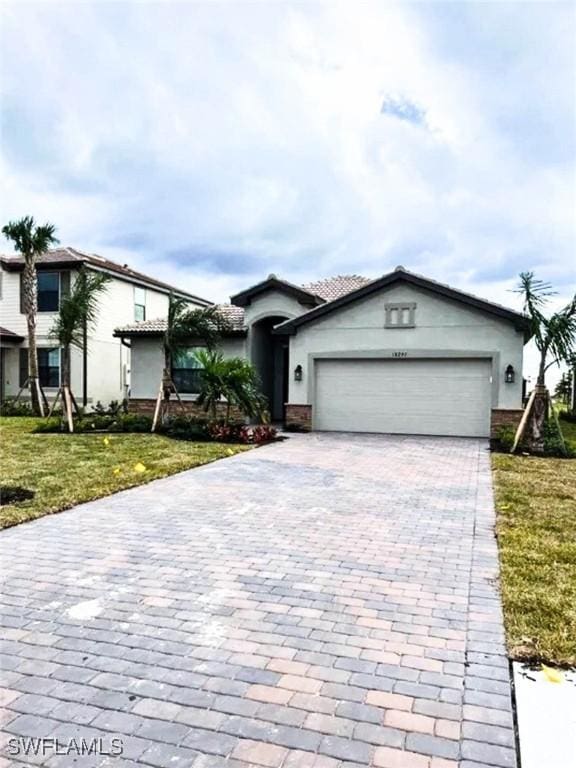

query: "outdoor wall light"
xmin=505 ymin=364 xmax=515 ymax=384
xmin=294 ymin=365 xmax=303 ymax=382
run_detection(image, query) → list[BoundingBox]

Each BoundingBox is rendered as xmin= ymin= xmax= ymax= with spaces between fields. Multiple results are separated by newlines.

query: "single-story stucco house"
xmin=114 ymin=266 xmax=530 ymax=438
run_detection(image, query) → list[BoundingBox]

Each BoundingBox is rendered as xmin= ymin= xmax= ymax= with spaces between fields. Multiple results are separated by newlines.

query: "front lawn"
xmin=493 ymin=436 xmax=576 ymax=666
xmin=0 ymin=417 xmax=250 ymax=530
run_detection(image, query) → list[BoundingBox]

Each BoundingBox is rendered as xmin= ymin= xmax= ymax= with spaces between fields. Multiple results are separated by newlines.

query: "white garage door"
xmin=314 ymin=358 xmax=492 ymax=437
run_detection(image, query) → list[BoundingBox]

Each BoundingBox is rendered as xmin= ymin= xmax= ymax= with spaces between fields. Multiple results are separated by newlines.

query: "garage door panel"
xmin=314 ymin=359 xmax=491 ymax=437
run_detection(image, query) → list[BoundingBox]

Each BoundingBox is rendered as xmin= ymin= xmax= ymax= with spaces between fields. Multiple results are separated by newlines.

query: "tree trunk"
xmin=60 ymin=345 xmax=74 ymax=431
xmin=22 ymin=259 xmax=43 ymax=416
xmin=162 ymin=347 xmax=172 ymax=402
xmin=537 ymin=349 xmax=547 ymax=387
xmin=525 ymin=385 xmax=548 ymax=453
xmin=62 ymin=345 xmax=71 ymax=391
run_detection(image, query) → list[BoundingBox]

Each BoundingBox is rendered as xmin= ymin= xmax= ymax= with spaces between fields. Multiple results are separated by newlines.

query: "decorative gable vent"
xmin=385 ymin=302 xmax=416 ymax=328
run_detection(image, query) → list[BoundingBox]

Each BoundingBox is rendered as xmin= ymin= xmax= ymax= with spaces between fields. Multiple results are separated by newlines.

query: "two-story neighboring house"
xmin=0 ymin=247 xmax=210 ymax=408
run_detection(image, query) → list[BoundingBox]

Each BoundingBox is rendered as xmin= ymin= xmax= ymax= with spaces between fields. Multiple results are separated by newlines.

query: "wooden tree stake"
xmin=511 ymin=389 xmax=536 ymax=454
xmin=63 ymin=386 xmax=74 ymax=433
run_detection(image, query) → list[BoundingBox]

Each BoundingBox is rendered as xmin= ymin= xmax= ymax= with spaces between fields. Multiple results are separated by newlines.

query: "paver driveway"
xmin=0 ymin=434 xmax=516 ymax=768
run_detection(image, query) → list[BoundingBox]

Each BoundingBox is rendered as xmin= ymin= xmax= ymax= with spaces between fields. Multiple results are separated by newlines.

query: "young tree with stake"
xmin=50 ymin=267 xmax=111 ymax=431
xmin=515 ymin=272 xmax=576 ymax=451
xmin=2 ymin=216 xmax=59 ymax=415
xmin=151 ymin=296 xmax=231 ymax=430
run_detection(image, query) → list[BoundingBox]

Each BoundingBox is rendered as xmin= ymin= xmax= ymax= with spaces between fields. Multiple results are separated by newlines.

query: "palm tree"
xmin=220 ymin=356 xmax=267 ymax=423
xmin=151 ymin=296 xmax=231 ymax=430
xmin=50 ymin=267 xmax=111 ymax=431
xmin=193 ymin=349 xmax=228 ymax=422
xmin=515 ymin=272 xmax=576 ymax=451
xmin=2 ymin=216 xmax=59 ymax=415
xmin=194 ymin=349 xmax=267 ymax=424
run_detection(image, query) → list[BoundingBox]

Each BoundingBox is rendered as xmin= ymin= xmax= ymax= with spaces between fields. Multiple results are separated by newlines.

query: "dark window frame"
xmin=19 ymin=347 xmax=61 ymax=388
xmin=171 ymin=346 xmax=205 ymax=394
xmin=37 ymin=272 xmax=61 ymax=313
xmin=134 ymin=286 xmax=146 ymax=322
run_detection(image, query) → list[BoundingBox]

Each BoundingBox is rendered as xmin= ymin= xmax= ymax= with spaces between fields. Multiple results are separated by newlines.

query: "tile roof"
xmin=114 ymin=276 xmax=372 ymax=337
xmin=303 ymin=274 xmax=373 ymax=301
xmin=114 ymin=304 xmax=246 ymax=336
xmin=0 ymin=326 xmax=24 ymax=341
xmin=276 ymin=266 xmax=531 ymax=337
xmin=230 ymin=275 xmax=323 ymax=308
xmin=0 ymin=247 xmax=211 ymax=305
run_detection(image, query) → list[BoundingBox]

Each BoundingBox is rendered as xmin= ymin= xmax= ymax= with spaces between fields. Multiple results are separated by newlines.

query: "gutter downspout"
xmin=82 ymin=318 xmax=88 ymax=408
xmin=120 ymin=337 xmax=131 ymax=402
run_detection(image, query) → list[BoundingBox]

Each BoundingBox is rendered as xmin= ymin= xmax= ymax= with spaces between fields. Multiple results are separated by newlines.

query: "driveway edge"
xmin=461 ymin=445 xmax=518 ymax=767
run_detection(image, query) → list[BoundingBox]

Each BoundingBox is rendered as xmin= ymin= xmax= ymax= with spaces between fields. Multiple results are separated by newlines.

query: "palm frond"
xmin=193 ymin=349 xmax=266 ymax=421
xmin=164 ymin=296 xmax=231 ymax=355
xmin=516 ymin=271 xmax=558 ymax=353
xmin=2 ymin=216 xmax=59 ymax=262
xmin=544 ymin=297 xmax=576 ymax=366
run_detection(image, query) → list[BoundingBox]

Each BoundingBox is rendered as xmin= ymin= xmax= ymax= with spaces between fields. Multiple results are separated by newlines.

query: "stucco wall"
xmin=130 ymin=336 xmax=247 ymax=400
xmin=241 ymin=291 xmax=307 ymax=326
xmin=1 ymin=345 xmax=83 ymax=401
xmin=287 ymin=283 xmax=525 ymax=410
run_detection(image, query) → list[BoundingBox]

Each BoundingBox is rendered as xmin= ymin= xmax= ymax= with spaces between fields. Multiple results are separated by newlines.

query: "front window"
xmin=38 ymin=272 xmax=60 ymax=312
xmin=172 ymin=347 xmax=204 ymax=394
xmin=38 ymin=348 xmax=60 ymax=387
xmin=134 ymin=286 xmax=146 ymax=322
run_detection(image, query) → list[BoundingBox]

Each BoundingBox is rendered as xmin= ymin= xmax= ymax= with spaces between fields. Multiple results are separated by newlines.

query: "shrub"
xmin=92 ymin=401 xmax=107 ymax=416
xmin=92 ymin=399 xmax=124 ymax=417
xmin=29 ymin=410 xmax=277 ymax=444
xmin=33 ymin=413 xmax=153 ymax=434
xmin=543 ymin=416 xmax=570 ymax=457
xmin=161 ymin=416 xmax=210 ymax=442
xmin=0 ymin=399 xmax=33 ymax=417
xmin=496 ymin=425 xmax=516 ymax=452
xmin=252 ymin=425 xmax=278 ymax=444
xmin=83 ymin=415 xmax=115 ymax=430
xmin=206 ymin=422 xmax=251 ymax=443
xmin=33 ymin=418 xmax=64 ymax=433
xmin=110 ymin=414 xmax=153 ymax=433
xmin=206 ymin=422 xmax=278 ymax=444
xmin=559 ymin=409 xmax=576 ymax=423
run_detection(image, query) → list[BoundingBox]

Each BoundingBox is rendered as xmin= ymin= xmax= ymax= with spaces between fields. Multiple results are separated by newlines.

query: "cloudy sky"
xmin=1 ymin=0 xmax=575 ymax=377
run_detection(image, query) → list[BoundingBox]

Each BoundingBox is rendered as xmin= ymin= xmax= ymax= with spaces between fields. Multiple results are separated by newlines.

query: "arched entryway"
xmin=250 ymin=315 xmax=290 ymax=422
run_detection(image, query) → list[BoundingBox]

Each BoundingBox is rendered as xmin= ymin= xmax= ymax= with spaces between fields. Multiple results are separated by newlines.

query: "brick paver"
xmin=0 ymin=433 xmax=516 ymax=766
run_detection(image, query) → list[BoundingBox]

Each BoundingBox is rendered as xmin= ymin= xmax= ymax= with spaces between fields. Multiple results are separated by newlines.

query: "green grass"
xmin=0 ymin=417 xmax=250 ymax=530
xmin=493 ymin=419 xmax=576 ymax=666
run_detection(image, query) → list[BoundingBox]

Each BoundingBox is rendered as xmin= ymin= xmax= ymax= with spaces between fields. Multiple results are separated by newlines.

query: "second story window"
xmin=134 ymin=286 xmax=146 ymax=322
xmin=38 ymin=272 xmax=60 ymax=312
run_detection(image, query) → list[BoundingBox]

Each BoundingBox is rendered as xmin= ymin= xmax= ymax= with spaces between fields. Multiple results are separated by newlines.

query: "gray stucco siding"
xmin=129 ymin=336 xmax=247 ymax=400
xmin=287 ymin=283 xmax=524 ymax=410
xmin=242 ymin=291 xmax=305 ymax=326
